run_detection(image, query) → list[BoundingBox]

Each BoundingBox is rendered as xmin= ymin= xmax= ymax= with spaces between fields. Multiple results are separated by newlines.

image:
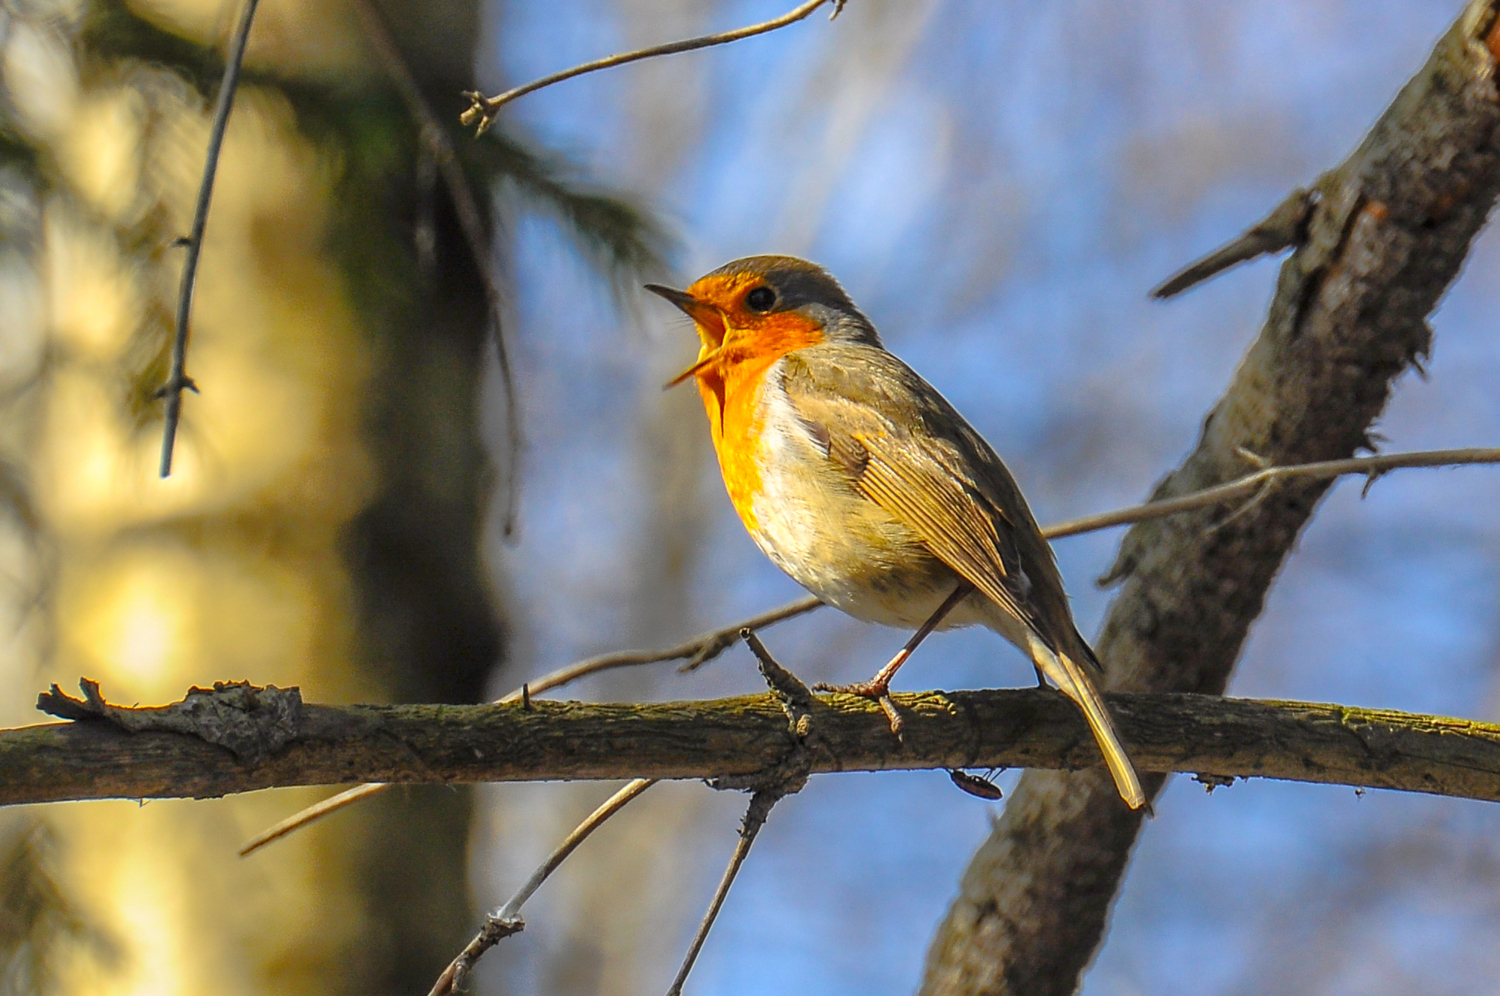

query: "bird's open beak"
xmin=644 ymin=283 xmax=698 ymax=314
xmin=646 ymin=283 xmax=726 ymax=388
xmin=662 ymin=350 xmax=721 ymax=388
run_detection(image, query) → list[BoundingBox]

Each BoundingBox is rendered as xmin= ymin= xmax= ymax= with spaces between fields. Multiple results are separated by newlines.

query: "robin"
xmin=646 ymin=256 xmax=1145 ymax=810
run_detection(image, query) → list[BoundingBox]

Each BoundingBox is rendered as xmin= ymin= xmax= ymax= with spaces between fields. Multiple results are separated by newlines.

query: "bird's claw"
xmin=812 ymin=679 xmax=904 ymax=737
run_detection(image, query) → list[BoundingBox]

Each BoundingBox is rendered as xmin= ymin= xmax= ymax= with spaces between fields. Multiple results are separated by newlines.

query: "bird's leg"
xmin=816 ymin=582 xmax=973 ymax=733
xmin=822 ymin=582 xmax=973 ymax=695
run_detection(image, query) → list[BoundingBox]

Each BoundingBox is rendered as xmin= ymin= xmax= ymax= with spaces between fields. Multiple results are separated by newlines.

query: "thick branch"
xmin=6 ymin=689 xmax=1500 ymax=807
xmin=237 ymin=445 xmax=1500 ymax=852
xmin=921 ymin=3 xmax=1500 ymax=993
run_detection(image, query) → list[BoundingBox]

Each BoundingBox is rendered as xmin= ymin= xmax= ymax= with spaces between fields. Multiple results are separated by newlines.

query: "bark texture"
xmin=8 ymin=687 xmax=1500 ymax=807
xmin=920 ymin=3 xmax=1500 ymax=993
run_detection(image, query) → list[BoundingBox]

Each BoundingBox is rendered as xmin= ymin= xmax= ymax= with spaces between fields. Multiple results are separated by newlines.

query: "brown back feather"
xmin=779 ymin=343 xmax=1093 ymax=663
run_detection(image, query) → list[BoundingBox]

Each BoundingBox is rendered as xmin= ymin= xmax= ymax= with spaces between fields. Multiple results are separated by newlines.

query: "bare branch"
xmin=1150 ymin=183 xmax=1321 ymax=299
xmin=158 ymin=0 xmax=260 ymax=477
xmin=496 ymin=779 xmax=656 ymax=922
xmin=493 ymin=444 xmax=1500 ymax=702
xmin=660 ymin=631 xmax=811 ymax=995
xmin=428 ymin=629 xmax=819 ymax=991
xmin=237 ymin=781 xmax=385 ymax=856
xmin=11 ymin=685 xmax=1500 ymax=807
xmin=1044 ymin=446 xmax=1500 ymax=542
xmin=503 ymin=444 xmax=1500 ymax=692
xmin=426 ymin=917 xmax=521 ymax=996
xmin=665 ymin=789 xmax=781 ymax=996
xmin=460 ymin=0 xmax=840 ymax=136
xmin=237 ymin=444 xmax=1499 ymax=851
xmin=236 ymin=595 xmax=825 ymax=854
xmin=428 ymin=778 xmax=656 ymax=996
xmin=510 ymin=595 xmax=824 ymax=689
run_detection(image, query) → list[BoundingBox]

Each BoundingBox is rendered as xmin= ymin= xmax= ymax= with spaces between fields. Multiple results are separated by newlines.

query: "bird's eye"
xmin=745 ymin=286 xmax=777 ymax=312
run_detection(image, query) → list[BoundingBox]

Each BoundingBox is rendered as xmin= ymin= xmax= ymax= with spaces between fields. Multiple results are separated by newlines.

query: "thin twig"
xmin=512 ymin=595 xmax=825 ymax=695
xmin=237 ymin=781 xmax=386 ymax=856
xmin=237 ymin=596 xmax=823 ymax=855
xmin=238 ymin=446 xmax=1500 ymax=853
xmin=460 ymin=0 xmax=840 ymax=136
xmin=428 ymin=778 xmax=657 ymax=996
xmin=740 ymin=628 xmax=818 ymax=720
xmin=665 ymin=789 xmax=781 ymax=996
xmin=158 ymin=0 xmax=260 ymax=477
xmin=662 ymin=632 xmax=806 ymax=994
xmin=1040 ymin=447 xmax=1500 ymax=539
xmin=710 ymin=629 xmax=815 ymax=796
xmin=426 ymin=917 xmax=523 ymax=996
xmin=352 ymin=0 xmax=523 ymax=537
xmin=496 ymin=778 xmax=657 ymax=920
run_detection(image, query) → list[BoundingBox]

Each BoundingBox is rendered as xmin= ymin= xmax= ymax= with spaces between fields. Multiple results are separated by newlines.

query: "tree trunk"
xmin=920 ymin=2 xmax=1500 ymax=992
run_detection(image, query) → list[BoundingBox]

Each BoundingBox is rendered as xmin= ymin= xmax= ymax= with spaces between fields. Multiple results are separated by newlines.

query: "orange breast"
xmin=697 ymin=353 xmax=781 ymax=533
xmin=691 ymin=311 xmax=827 ymax=534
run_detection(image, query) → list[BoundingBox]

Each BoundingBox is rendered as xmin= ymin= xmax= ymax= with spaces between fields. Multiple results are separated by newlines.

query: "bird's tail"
xmin=1026 ymin=632 xmax=1146 ymax=810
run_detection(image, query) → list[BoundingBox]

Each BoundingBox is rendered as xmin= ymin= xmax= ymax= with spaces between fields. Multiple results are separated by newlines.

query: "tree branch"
xmin=7 ymin=685 xmax=1500 ymax=808
xmin=1148 ymin=183 xmax=1321 ymax=299
xmin=1042 ymin=446 xmax=1500 ymax=541
xmin=235 ymin=444 xmax=1500 ymax=853
xmin=665 ymin=787 xmax=783 ymax=996
xmin=460 ymin=0 xmax=841 ymax=135
xmin=921 ymin=3 xmax=1500 ymax=992
xmin=158 ymin=0 xmax=259 ymax=477
xmin=428 ymin=778 xmax=657 ymax=996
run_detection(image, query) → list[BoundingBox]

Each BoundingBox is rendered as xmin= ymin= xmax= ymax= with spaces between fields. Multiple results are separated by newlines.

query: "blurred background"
xmin=4 ymin=0 xmax=1500 ymax=994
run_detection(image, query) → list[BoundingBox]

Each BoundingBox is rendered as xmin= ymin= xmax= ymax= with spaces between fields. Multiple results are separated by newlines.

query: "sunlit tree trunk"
xmin=0 ymin=1 xmax=503 ymax=991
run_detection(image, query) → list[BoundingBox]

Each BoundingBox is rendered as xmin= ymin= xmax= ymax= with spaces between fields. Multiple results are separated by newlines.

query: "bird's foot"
xmin=813 ymin=675 xmax=888 ymax=698
xmin=813 ymin=677 xmax=904 ymax=737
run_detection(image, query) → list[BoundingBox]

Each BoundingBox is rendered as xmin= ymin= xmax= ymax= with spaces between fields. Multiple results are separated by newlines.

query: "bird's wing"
xmin=777 ymin=343 xmax=1069 ymax=649
xmin=779 ymin=343 xmax=1143 ymax=809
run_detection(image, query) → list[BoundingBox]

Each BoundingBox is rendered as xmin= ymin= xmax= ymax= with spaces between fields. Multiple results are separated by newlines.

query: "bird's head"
xmin=647 ymin=255 xmax=880 ymax=388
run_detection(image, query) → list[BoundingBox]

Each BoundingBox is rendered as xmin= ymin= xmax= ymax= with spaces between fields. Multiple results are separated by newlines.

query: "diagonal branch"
xmin=427 ymin=628 xmax=816 ymax=993
xmin=460 ymin=0 xmax=841 ymax=135
xmin=1043 ymin=446 xmax=1500 ymax=541
xmin=920 ymin=3 xmax=1500 ymax=993
xmin=664 ymin=788 xmax=782 ymax=996
xmin=1149 ymin=183 xmax=1321 ymax=299
xmin=158 ymin=0 xmax=259 ymax=477
xmin=427 ymin=778 xmax=657 ymax=996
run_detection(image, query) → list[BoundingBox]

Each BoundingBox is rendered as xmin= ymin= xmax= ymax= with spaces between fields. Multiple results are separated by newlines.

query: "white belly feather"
xmin=744 ymin=364 xmax=990 ymax=632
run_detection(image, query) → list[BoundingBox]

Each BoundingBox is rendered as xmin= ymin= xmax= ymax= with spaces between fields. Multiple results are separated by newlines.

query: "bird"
xmin=645 ymin=255 xmax=1145 ymax=810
